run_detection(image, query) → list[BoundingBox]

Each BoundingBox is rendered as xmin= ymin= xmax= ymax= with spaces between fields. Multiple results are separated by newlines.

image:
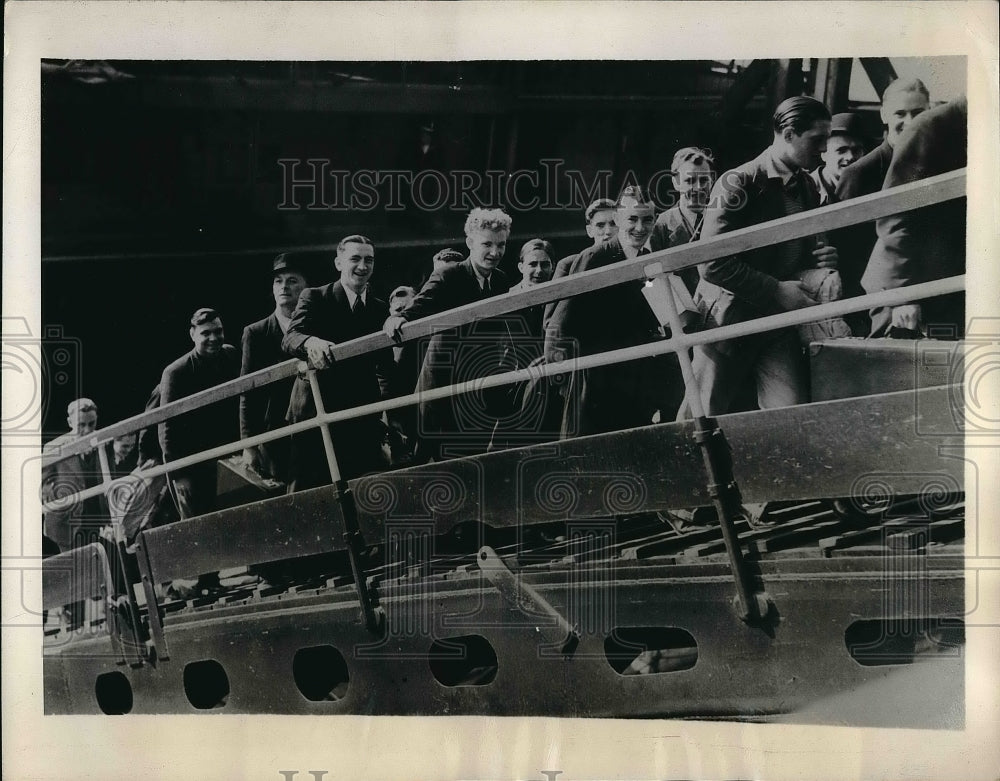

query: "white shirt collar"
xmin=620 ymin=239 xmax=652 ymax=259
xmin=344 ymin=286 xmax=368 ymax=307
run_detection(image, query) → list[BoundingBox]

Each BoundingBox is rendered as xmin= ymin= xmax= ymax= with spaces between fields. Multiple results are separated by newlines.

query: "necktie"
xmin=353 ymin=296 xmax=366 ymax=316
xmin=781 ymin=173 xmax=808 ymax=271
xmin=481 ymin=277 xmax=492 ymax=298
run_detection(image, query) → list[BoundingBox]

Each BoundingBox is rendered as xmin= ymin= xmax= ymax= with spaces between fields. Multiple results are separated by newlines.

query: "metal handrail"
xmin=41 ymin=274 xmax=965 ymax=513
xmin=43 ymin=168 xmax=966 ymax=465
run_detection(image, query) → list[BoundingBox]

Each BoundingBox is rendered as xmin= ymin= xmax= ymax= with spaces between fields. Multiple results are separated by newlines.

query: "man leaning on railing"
xmin=684 ymin=96 xmax=841 ymax=418
xmin=158 ymin=308 xmax=241 ymax=519
xmin=861 ymin=95 xmax=967 ymax=339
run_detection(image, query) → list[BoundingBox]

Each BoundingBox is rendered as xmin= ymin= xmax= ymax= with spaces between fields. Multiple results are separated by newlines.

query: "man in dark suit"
xmin=41 ymin=398 xmax=104 ymax=553
xmin=545 ymin=186 xmax=674 ymax=438
xmin=383 ymin=208 xmax=516 ymax=461
xmin=41 ymin=398 xmax=104 ymax=626
xmin=650 ymin=146 xmax=717 ymax=296
xmin=862 ymin=96 xmax=967 ymax=338
xmin=835 ymin=79 xmax=930 ymax=333
xmin=159 ymin=308 xmax=241 ymax=519
xmin=239 ymin=253 xmax=309 ymax=482
xmin=543 ymin=198 xmax=618 ymax=330
xmin=282 ymin=235 xmax=391 ymax=489
xmin=688 ymin=96 xmax=840 ymax=416
xmin=838 ymin=79 xmax=930 ymax=202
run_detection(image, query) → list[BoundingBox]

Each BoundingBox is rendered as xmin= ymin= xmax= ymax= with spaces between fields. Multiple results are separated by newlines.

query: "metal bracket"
xmin=133 ymin=533 xmax=170 ymax=661
xmin=334 ymin=480 xmax=384 ymax=635
xmin=692 ymin=416 xmax=773 ymax=624
xmin=477 ymin=546 xmax=579 ymax=656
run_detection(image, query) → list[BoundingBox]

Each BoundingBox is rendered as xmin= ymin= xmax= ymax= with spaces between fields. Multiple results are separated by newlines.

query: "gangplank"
xmin=41 ymin=171 xmax=969 ymax=723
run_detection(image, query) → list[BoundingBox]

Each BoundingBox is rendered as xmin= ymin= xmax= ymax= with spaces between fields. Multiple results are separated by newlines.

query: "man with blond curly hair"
xmin=384 ymin=207 xmax=517 ymax=460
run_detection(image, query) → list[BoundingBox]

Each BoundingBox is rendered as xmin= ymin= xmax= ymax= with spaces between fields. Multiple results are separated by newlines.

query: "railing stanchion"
xmin=306 ymin=366 xmax=384 ymax=634
xmin=650 ymin=274 xmax=771 ymax=625
xmin=97 ymin=445 xmax=147 ymax=664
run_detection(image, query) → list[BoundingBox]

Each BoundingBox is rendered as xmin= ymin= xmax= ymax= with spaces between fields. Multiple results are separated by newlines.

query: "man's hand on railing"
xmin=774 ymin=280 xmax=820 ymax=312
xmin=890 ymin=303 xmax=923 ymax=333
xmin=304 ymin=336 xmax=338 ymax=370
xmin=811 ymin=240 xmax=839 ymax=269
xmin=383 ymin=315 xmax=406 ymax=343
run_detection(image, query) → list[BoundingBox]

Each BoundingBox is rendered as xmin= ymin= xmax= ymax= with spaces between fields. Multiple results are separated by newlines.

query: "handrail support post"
xmin=647 ymin=272 xmax=772 ymax=625
xmin=306 ymin=366 xmax=384 ymax=634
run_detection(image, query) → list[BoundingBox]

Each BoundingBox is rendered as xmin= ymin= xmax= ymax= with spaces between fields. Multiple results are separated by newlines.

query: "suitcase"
xmin=216 ymin=456 xmax=286 ymax=510
xmin=809 ymin=338 xmax=964 ymax=402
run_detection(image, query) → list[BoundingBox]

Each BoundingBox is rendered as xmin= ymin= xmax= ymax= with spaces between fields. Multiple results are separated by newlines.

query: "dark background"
xmin=40 ymin=58 xmax=914 ymax=436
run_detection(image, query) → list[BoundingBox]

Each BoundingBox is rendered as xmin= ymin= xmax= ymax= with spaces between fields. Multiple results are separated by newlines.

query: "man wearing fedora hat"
xmin=239 ymin=253 xmax=309 ymax=482
xmin=810 ymin=112 xmax=866 ymax=206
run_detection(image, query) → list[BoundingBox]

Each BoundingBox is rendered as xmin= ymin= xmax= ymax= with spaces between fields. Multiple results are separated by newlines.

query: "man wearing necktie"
xmin=283 ymin=235 xmax=391 ymax=489
xmin=544 ymin=186 xmax=675 ymax=437
xmin=687 ymin=96 xmax=839 ymax=417
xmin=383 ymin=208 xmax=515 ymax=461
xmin=650 ymin=146 xmax=717 ymax=299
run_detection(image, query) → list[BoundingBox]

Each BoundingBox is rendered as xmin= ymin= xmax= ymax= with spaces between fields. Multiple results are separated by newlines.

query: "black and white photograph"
xmin=4 ymin=2 xmax=999 ymax=780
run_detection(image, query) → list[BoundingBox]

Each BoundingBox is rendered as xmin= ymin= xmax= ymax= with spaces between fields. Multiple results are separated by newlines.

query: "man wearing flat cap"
xmin=545 ymin=186 xmax=674 ymax=437
xmin=239 ymin=253 xmax=309 ymax=482
xmin=431 ymin=247 xmax=464 ymax=273
xmin=159 ymin=307 xmax=241 ymax=518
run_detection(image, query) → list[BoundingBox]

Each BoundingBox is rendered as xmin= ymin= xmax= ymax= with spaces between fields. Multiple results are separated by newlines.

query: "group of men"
xmin=43 ymin=77 xmax=966 ymax=564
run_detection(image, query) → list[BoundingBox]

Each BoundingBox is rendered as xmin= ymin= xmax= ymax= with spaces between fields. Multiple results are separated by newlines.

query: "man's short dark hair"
xmin=337 ymin=234 xmax=374 ymax=254
xmin=190 ymin=307 xmax=221 ymax=327
xmin=519 ymin=238 xmax=555 ymax=262
xmin=772 ymin=96 xmax=832 ymax=135
xmin=670 ymin=146 xmax=715 ymax=174
xmin=584 ymin=198 xmax=616 ymax=223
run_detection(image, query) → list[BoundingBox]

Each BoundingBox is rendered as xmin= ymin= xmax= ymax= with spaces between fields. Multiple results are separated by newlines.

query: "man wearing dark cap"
xmin=545 ymin=186 xmax=673 ymax=437
xmin=687 ymin=96 xmax=839 ymax=416
xmin=431 ymin=247 xmax=464 ymax=272
xmin=283 ymin=235 xmax=391 ymax=489
xmin=239 ymin=254 xmax=309 ymax=482
xmin=159 ymin=308 xmax=241 ymax=518
xmin=810 ymin=112 xmax=866 ymax=205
